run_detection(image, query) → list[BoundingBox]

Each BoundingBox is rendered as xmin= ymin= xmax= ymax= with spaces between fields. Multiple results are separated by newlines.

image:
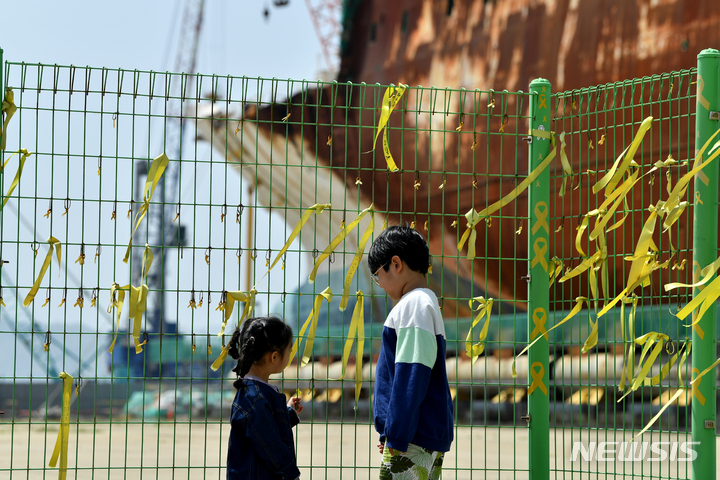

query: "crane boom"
xmin=303 ymin=0 xmax=343 ymax=73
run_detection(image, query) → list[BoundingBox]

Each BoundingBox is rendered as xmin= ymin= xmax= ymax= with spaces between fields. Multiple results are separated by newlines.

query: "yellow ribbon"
xmin=557 ymin=132 xmax=573 ymax=196
xmin=107 ymin=282 xmax=124 ymax=353
xmin=107 ymin=245 xmax=153 ymax=354
xmin=588 ymin=170 xmax=641 ymax=241
xmin=618 ymin=296 xmax=638 ymax=392
xmin=1 ymin=149 xmax=32 ymax=210
xmin=465 ymin=296 xmax=493 ymax=363
xmin=457 ymin=208 xmax=481 ymax=260
xmin=665 ymin=254 xmax=720 ymax=292
xmin=559 ymin=249 xmax=603 ymax=284
xmin=619 ymin=338 xmax=690 ymax=427
xmin=632 ymin=387 xmax=687 ymax=441
xmin=308 ymin=205 xmax=374 ymax=284
xmin=373 ymin=84 xmax=407 ymax=172
xmin=476 ymin=145 xmax=557 ymax=222
xmin=674 ymin=274 xmax=720 ymax=328
xmin=593 ymin=116 xmax=653 ymax=195
xmin=631 ymin=333 xmax=668 ymax=390
xmin=643 ymin=340 xmax=687 ymax=387
xmin=288 ymin=287 xmax=333 ymax=367
xmin=614 ymin=333 xmax=667 ymax=404
xmin=548 ymin=257 xmax=563 ymax=287
xmin=266 ymin=204 xmax=331 ymax=274
xmin=23 ymin=237 xmax=62 ymax=306
xmin=1 ymin=88 xmax=17 ymax=150
xmin=48 ymin=372 xmax=73 ymax=480
xmin=528 ymin=362 xmax=547 ymax=396
xmin=512 ymin=297 xmax=588 ymax=377
xmin=340 ymin=208 xmax=374 ymax=311
xmin=123 ymin=153 xmax=170 ymax=263
xmin=597 ymin=251 xmax=668 ymax=323
xmin=662 ymin=128 xmax=720 ymax=231
xmin=211 ymin=343 xmax=231 ymax=371
xmin=216 ymin=289 xmax=257 ymax=337
xmin=128 ymin=284 xmax=149 ymax=353
xmin=331 ymin=290 xmax=365 ymax=404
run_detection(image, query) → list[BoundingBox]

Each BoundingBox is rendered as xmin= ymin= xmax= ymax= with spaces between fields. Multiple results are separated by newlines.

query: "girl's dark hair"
xmin=227 ymin=316 xmax=293 ymax=390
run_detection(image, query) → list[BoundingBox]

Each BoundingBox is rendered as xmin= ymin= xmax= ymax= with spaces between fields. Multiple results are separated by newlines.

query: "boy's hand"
xmin=288 ymin=396 xmax=303 ymax=413
xmin=378 ymin=443 xmax=405 ymax=455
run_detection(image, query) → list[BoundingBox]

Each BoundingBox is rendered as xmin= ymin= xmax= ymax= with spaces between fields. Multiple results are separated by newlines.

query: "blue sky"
xmin=2 ymin=1 xmax=326 ymax=80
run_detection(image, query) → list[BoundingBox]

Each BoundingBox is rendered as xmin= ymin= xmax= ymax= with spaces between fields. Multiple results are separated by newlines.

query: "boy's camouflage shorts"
xmin=379 ymin=442 xmax=444 ymax=480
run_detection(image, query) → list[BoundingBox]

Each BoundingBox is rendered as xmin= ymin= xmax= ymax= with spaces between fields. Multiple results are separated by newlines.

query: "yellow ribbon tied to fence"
xmin=331 ymin=290 xmax=365 ymax=404
xmin=665 ymin=253 xmax=720 ymax=294
xmin=308 ymin=206 xmax=374 ymax=308
xmin=457 ymin=208 xmax=481 ymax=260
xmin=618 ymin=296 xmax=638 ymax=391
xmin=631 ymin=342 xmax=692 ymax=441
xmin=123 ymin=153 xmax=170 ymax=263
xmin=339 ymin=207 xmax=374 ymax=311
xmin=217 ymin=289 xmax=258 ymax=337
xmin=107 ymin=282 xmax=126 ymax=354
xmin=1 ymin=88 xmax=17 ymax=150
xmin=210 ymin=289 xmax=260 ymax=370
xmin=373 ymin=84 xmax=407 ymax=172
xmin=596 ymin=210 xmax=668 ymax=321
xmin=48 ymin=371 xmax=73 ymax=480
xmin=592 ymin=116 xmax=653 ymax=195
xmin=465 ymin=296 xmax=493 ymax=363
xmin=557 ymin=132 xmax=573 ymax=197
xmin=512 ymin=297 xmax=588 ymax=377
xmin=210 ymin=342 xmax=231 ymax=371
xmin=288 ymin=286 xmax=333 ymax=367
xmin=474 ymin=132 xmax=557 ymax=222
xmin=266 ymin=203 xmax=331 ymax=273
xmin=1 ymin=149 xmax=32 ymax=210
xmin=23 ymin=236 xmax=62 ymax=306
xmin=616 ymin=333 xmax=688 ymax=403
xmin=107 ymin=245 xmax=153 ymax=354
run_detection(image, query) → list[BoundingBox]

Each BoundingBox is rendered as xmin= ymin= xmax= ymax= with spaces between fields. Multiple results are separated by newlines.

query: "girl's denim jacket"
xmin=227 ymin=379 xmax=300 ymax=480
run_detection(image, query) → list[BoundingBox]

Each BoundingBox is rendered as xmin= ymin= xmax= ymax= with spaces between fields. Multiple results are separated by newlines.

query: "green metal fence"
xmin=1 ymin=46 xmax=718 ymax=479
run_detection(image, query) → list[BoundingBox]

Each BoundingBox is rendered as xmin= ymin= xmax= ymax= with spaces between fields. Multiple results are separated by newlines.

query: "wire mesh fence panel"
xmin=0 ymin=55 xmax=715 ymax=480
xmin=547 ymin=71 xmax=704 ymax=478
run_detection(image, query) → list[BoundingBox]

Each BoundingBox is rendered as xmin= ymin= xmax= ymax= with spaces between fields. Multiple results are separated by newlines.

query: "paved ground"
xmin=0 ymin=421 xmax=709 ymax=479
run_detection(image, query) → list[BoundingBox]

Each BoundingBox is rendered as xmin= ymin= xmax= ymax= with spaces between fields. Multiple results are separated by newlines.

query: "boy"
xmin=368 ymin=225 xmax=454 ymax=480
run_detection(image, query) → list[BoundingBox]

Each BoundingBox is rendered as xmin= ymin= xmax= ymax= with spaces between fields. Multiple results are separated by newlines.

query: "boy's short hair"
xmin=368 ymin=225 xmax=431 ymax=275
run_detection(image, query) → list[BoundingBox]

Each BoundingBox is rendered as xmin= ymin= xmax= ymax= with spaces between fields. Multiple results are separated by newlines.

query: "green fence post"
xmin=692 ymin=48 xmax=719 ymax=480
xmin=527 ymin=78 xmax=550 ymax=480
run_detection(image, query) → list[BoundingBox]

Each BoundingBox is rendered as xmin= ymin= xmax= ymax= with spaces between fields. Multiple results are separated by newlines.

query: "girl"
xmin=226 ymin=316 xmax=303 ymax=480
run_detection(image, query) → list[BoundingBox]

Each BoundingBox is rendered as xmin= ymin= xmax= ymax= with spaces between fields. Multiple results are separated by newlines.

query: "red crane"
xmin=303 ymin=0 xmax=343 ymax=73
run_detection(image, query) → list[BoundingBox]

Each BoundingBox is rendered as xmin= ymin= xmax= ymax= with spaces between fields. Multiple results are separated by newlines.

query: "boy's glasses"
xmin=371 ymin=261 xmax=391 ymax=286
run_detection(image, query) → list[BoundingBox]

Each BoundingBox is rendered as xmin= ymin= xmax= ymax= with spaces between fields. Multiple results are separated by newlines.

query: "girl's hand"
xmin=288 ymin=396 xmax=303 ymax=413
